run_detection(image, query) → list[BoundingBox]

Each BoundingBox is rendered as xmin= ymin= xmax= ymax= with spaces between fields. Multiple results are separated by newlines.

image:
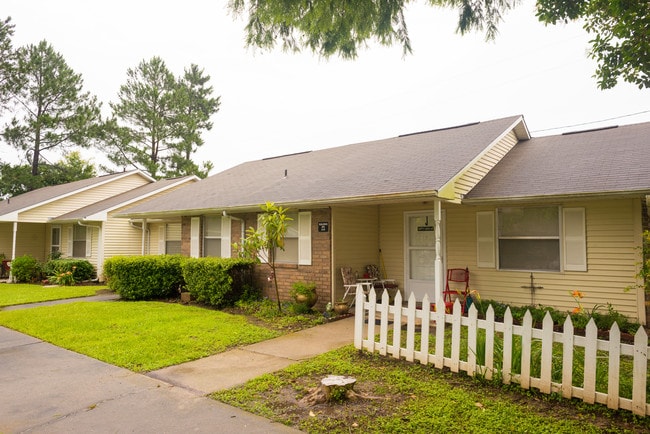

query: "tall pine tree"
xmin=108 ymin=57 xmax=219 ymax=179
xmin=2 ymin=40 xmax=103 ymax=175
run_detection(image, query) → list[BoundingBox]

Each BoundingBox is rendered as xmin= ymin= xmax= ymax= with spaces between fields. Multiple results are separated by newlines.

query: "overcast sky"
xmin=2 ymin=0 xmax=649 ymax=175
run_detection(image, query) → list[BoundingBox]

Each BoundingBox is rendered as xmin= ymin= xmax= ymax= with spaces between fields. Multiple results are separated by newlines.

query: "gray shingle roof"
xmin=466 ymin=122 xmax=650 ymax=200
xmin=119 ymin=116 xmax=524 ymax=216
xmin=0 ymin=170 xmax=149 ymax=219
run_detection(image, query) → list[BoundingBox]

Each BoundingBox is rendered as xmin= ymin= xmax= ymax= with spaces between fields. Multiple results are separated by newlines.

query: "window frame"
xmin=497 ymin=206 xmax=561 ymax=272
xmin=51 ymin=225 xmax=61 ymax=255
xmin=476 ymin=206 xmax=587 ymax=273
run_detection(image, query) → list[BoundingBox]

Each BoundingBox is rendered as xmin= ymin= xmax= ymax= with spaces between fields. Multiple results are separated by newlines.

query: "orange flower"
xmin=571 ymin=290 xmax=584 ymax=299
xmin=572 ymin=307 xmax=582 ymax=315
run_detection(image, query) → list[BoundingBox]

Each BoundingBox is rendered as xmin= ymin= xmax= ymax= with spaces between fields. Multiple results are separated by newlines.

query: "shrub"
xmin=104 ymin=255 xmax=184 ymax=300
xmin=44 ymin=259 xmax=95 ymax=283
xmin=10 ymin=255 xmax=42 ymax=283
xmin=181 ymin=257 xmax=255 ymax=307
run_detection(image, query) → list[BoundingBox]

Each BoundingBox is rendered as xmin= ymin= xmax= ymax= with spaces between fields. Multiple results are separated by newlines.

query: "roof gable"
xmin=466 ymin=122 xmax=650 ymax=201
xmin=51 ymin=176 xmax=199 ymax=222
xmin=0 ymin=170 xmax=154 ymax=221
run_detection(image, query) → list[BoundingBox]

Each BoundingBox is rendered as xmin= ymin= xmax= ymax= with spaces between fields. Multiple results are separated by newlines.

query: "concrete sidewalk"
xmin=0 ymin=295 xmax=355 ymax=433
xmin=149 ymin=316 xmax=355 ymax=394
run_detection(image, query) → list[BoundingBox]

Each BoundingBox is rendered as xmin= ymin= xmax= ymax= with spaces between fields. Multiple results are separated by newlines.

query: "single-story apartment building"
xmin=117 ymin=115 xmax=649 ymax=324
xmin=0 ymin=170 xmax=197 ymax=279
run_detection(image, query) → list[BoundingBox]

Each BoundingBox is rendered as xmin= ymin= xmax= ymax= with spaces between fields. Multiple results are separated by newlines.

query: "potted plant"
xmin=290 ymin=281 xmax=318 ymax=308
xmin=333 ymin=299 xmax=350 ymax=315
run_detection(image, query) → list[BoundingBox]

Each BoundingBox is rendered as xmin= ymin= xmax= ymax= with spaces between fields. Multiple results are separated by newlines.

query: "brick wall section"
xmin=181 ymin=216 xmax=193 ymax=256
xmin=251 ymin=208 xmax=332 ymax=309
xmin=181 ymin=209 xmax=332 ymax=309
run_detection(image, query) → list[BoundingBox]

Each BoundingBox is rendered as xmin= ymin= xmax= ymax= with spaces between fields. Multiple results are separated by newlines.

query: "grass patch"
xmin=0 ymin=301 xmax=280 ymax=371
xmin=212 ymin=346 xmax=650 ymax=433
xmin=0 ymin=283 xmax=104 ymax=307
xmin=225 ymin=298 xmax=328 ymax=332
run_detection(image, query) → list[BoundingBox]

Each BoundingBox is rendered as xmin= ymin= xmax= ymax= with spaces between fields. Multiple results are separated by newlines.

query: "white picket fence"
xmin=353 ymin=285 xmax=650 ymax=416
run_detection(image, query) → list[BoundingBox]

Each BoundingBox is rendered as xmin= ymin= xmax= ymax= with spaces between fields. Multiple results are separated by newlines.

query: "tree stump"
xmin=299 ymin=375 xmax=357 ymax=405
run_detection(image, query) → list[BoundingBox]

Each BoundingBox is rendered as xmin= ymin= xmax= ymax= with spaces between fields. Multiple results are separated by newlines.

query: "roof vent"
xmin=399 ymin=121 xmax=480 ymax=138
xmin=562 ymin=125 xmax=618 ymax=136
xmin=262 ymin=150 xmax=312 ymax=161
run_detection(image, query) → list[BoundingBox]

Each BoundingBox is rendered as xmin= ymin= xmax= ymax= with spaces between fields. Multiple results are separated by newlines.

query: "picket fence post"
xmin=502 ymin=308 xmax=513 ymax=384
xmin=607 ymin=322 xmax=621 ymax=410
xmin=632 ymin=327 xmax=648 ymax=415
xmin=520 ymin=311 xmax=533 ymax=389
xmin=561 ymin=315 xmax=574 ymax=399
xmin=391 ymin=291 xmax=402 ymax=359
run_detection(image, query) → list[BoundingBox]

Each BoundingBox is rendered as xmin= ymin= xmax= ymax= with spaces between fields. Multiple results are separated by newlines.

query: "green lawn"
xmin=0 ymin=283 xmax=104 ymax=307
xmin=0 ymin=301 xmax=280 ymax=371
xmin=213 ymin=346 xmax=650 ymax=433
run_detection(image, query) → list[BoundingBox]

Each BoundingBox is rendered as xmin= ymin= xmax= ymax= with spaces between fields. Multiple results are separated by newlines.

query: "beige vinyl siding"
xmin=14 ymin=223 xmax=47 ymax=261
xmin=103 ymin=215 xmax=149 ymax=259
xmin=20 ymin=174 xmax=150 ymax=222
xmin=0 ymin=222 xmax=13 ymax=257
xmin=446 ymin=198 xmax=644 ymax=322
xmin=453 ymin=131 xmax=518 ymax=200
xmin=331 ymin=206 xmax=379 ymax=300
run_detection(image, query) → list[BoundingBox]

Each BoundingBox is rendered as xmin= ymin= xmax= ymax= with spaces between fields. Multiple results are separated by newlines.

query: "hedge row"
xmin=10 ymin=254 xmax=95 ymax=284
xmin=103 ymin=255 xmax=255 ymax=306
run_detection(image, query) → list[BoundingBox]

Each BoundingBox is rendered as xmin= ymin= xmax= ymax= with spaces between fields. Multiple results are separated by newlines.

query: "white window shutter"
xmin=85 ymin=227 xmax=92 ymax=257
xmin=190 ymin=217 xmax=200 ymax=258
xmin=159 ymin=226 xmax=166 ymax=254
xmin=476 ymin=211 xmax=496 ymax=268
xmin=298 ymin=211 xmax=312 ymax=265
xmin=67 ymin=226 xmax=73 ymax=256
xmin=221 ymin=216 xmax=231 ymax=258
xmin=563 ymin=207 xmax=587 ymax=271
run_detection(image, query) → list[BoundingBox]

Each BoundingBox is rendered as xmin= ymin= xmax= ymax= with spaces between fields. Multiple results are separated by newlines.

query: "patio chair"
xmin=341 ymin=267 xmax=364 ymax=306
xmin=365 ymin=264 xmax=400 ymax=300
xmin=443 ymin=267 xmax=470 ymax=313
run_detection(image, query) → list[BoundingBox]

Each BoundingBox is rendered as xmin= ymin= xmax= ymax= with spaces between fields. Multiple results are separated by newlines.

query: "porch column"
xmin=434 ymin=200 xmax=444 ymax=312
xmin=10 ymin=221 xmax=17 ymax=281
xmin=141 ymin=219 xmax=147 ymax=255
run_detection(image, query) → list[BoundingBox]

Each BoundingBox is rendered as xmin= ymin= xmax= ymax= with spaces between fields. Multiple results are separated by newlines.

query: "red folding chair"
xmin=443 ymin=268 xmax=469 ymax=313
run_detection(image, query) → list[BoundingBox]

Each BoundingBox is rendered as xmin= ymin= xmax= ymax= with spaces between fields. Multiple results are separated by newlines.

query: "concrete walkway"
xmin=0 ymin=295 xmax=355 ymax=433
xmin=149 ymin=317 xmax=355 ymax=394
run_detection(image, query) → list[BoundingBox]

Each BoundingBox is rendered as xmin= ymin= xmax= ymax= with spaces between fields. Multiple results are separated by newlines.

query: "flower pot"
xmin=333 ymin=302 xmax=349 ymax=315
xmin=295 ymin=291 xmax=318 ymax=308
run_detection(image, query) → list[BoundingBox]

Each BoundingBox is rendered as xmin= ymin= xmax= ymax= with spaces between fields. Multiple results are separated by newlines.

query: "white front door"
xmin=404 ymin=211 xmax=444 ymax=302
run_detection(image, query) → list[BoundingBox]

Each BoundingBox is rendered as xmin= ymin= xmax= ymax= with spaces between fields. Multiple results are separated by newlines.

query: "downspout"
xmin=129 ymin=219 xmax=149 ymax=255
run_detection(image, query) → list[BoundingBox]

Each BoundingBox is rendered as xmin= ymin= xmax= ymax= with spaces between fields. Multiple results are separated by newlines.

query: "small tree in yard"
xmin=235 ymin=202 xmax=292 ymax=312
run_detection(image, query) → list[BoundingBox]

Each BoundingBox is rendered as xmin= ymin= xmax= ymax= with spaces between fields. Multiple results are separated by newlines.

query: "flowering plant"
xmin=570 ymin=289 xmax=584 ymax=314
xmin=50 ymin=265 xmax=77 ymax=286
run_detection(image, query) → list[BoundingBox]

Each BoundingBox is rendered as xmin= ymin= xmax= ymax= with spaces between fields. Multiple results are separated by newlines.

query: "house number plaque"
xmin=318 ymin=222 xmax=329 ymax=232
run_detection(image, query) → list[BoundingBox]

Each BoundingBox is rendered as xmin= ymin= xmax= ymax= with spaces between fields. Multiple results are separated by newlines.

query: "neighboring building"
xmin=0 ymin=170 xmax=197 ymax=279
xmin=117 ymin=116 xmax=650 ymax=324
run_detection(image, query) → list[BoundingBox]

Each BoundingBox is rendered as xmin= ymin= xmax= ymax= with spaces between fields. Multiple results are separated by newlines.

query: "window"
xmin=203 ymin=216 xmax=222 ymax=257
xmin=477 ymin=207 xmax=586 ymax=272
xmin=51 ymin=226 xmax=61 ymax=254
xmin=498 ymin=207 xmax=560 ymax=271
xmin=165 ymin=224 xmax=182 ymax=254
xmin=72 ymin=225 xmax=89 ymax=258
xmin=259 ymin=211 xmax=311 ymax=265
